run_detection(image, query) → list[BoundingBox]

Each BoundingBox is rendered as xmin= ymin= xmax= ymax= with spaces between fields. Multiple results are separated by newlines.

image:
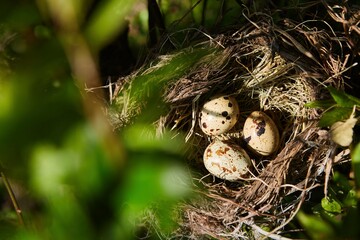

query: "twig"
xmin=274 ymin=27 xmax=322 ymax=68
xmin=265 ymin=147 xmax=319 ymax=239
xmin=1 ymin=172 xmax=24 ymax=226
xmin=185 ymin=94 xmax=201 ymax=142
xmin=250 ymin=223 xmax=294 ymax=240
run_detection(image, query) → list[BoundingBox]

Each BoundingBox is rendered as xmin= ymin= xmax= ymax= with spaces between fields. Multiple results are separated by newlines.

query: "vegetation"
xmin=1 ymin=0 xmax=360 ymax=239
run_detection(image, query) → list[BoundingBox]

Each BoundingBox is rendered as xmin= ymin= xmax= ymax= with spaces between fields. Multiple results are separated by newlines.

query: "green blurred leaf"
xmin=85 ymin=0 xmax=136 ymax=49
xmin=114 ymin=121 xmax=191 ymax=237
xmin=321 ymin=197 xmax=342 ymax=213
xmin=304 ymin=99 xmax=336 ymax=109
xmin=1 ymin=2 xmax=41 ymax=30
xmin=0 ymin=76 xmax=83 ymax=176
xmin=318 ymin=107 xmax=353 ymax=127
xmin=12 ymin=230 xmax=41 ymax=240
xmin=333 ymin=171 xmax=353 ymax=193
xmin=28 ymin=124 xmax=124 ymax=239
xmin=297 ymin=211 xmax=335 ymax=240
xmin=45 ymin=197 xmax=94 ymax=240
xmin=122 ymin=161 xmax=190 ymax=207
xmin=122 ymin=124 xmax=186 ymax=155
xmin=29 ymin=142 xmax=97 ymax=239
xmin=115 ymin=158 xmax=191 ymax=238
xmin=327 ymin=86 xmax=360 ymax=108
xmin=30 ymin=144 xmax=70 ymax=197
xmin=30 ymin=125 xmax=118 ymax=199
xmin=344 ymin=189 xmax=357 ymax=207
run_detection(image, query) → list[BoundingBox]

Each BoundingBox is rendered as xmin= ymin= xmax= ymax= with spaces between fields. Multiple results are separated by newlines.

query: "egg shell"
xmin=203 ymin=140 xmax=251 ymax=181
xmin=199 ymin=95 xmax=239 ymax=136
xmin=243 ymin=111 xmax=280 ymax=156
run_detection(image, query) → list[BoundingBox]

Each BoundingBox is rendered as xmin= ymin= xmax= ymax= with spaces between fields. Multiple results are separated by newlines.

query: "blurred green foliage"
xmin=1 ymin=0 xmax=360 ymax=239
xmin=0 ymin=0 xmax=193 ymax=239
xmin=85 ymin=0 xmax=135 ymax=50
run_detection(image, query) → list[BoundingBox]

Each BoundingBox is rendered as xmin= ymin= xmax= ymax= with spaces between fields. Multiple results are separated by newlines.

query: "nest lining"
xmin=110 ymin=9 xmax=356 ymax=238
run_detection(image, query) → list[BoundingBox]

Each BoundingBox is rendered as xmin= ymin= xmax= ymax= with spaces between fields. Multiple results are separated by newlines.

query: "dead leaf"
xmin=330 ymin=107 xmax=358 ymax=147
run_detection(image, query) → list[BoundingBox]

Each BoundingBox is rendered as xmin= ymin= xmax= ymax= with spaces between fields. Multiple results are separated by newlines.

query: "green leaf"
xmin=122 ymin=124 xmax=186 ymax=155
xmin=344 ymin=189 xmax=357 ymax=207
xmin=117 ymin=159 xmax=191 ymax=237
xmin=318 ymin=107 xmax=353 ymax=127
xmin=321 ymin=197 xmax=342 ymax=213
xmin=85 ymin=0 xmax=135 ymax=50
xmin=30 ymin=125 xmax=118 ymax=199
xmin=305 ymin=99 xmax=336 ymax=109
xmin=297 ymin=211 xmax=335 ymax=239
xmin=327 ymin=86 xmax=360 ymax=107
xmin=333 ymin=171 xmax=353 ymax=193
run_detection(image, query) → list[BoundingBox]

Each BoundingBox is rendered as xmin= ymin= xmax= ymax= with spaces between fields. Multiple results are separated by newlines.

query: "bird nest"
xmin=108 ymin=3 xmax=359 ymax=239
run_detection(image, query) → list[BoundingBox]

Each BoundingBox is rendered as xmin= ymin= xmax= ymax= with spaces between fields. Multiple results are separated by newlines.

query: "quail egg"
xmin=203 ymin=139 xmax=251 ymax=181
xmin=199 ymin=95 xmax=239 ymax=136
xmin=243 ymin=111 xmax=280 ymax=156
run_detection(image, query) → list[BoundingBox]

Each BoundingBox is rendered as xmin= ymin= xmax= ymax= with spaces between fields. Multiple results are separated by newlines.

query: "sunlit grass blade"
xmin=111 ymin=46 xmax=220 ymax=125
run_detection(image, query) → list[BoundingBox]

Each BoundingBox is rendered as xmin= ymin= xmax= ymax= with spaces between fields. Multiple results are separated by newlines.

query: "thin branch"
xmin=1 ymin=172 xmax=24 ymax=226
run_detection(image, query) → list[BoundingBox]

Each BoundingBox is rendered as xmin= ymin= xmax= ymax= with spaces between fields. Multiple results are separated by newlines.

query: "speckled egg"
xmin=243 ymin=111 xmax=280 ymax=156
xmin=203 ymin=139 xmax=251 ymax=181
xmin=199 ymin=95 xmax=239 ymax=136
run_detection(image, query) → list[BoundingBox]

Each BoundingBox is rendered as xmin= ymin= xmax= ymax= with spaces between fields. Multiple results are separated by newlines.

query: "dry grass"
xmin=110 ymin=2 xmax=360 ymax=239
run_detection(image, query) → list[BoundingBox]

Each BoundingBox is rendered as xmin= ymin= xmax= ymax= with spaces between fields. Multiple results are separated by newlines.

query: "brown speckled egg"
xmin=203 ymin=139 xmax=251 ymax=181
xmin=243 ymin=111 xmax=280 ymax=156
xmin=199 ymin=95 xmax=239 ymax=136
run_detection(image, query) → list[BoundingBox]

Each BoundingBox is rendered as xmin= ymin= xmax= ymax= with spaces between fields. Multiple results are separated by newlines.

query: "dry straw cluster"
xmin=110 ymin=1 xmax=359 ymax=239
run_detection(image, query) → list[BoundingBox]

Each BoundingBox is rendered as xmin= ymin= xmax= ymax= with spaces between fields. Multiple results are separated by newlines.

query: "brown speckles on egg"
xmin=256 ymin=120 xmax=266 ymax=136
xmin=206 ymin=148 xmax=212 ymax=157
xmin=215 ymin=147 xmax=230 ymax=156
xmin=203 ymin=140 xmax=251 ymax=181
xmin=243 ymin=111 xmax=279 ymax=156
xmin=199 ymin=95 xmax=240 ymax=136
xmin=221 ymin=111 xmax=229 ymax=117
xmin=221 ymin=167 xmax=232 ymax=173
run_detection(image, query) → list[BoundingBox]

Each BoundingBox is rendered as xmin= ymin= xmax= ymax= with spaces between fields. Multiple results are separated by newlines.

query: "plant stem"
xmin=1 ymin=172 xmax=24 ymax=226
